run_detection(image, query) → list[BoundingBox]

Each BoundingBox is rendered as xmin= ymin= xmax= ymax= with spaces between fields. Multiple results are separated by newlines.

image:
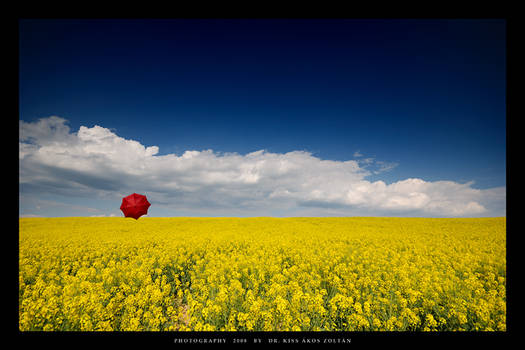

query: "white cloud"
xmin=90 ymin=213 xmax=118 ymax=217
xmin=374 ymin=160 xmax=399 ymax=174
xmin=19 ymin=117 xmax=505 ymax=217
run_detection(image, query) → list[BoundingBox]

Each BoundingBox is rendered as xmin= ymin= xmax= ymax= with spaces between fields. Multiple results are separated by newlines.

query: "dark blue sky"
xmin=19 ymin=19 xmax=506 ymax=189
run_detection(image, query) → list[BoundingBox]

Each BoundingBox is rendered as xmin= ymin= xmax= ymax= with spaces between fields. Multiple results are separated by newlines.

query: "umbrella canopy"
xmin=120 ymin=193 xmax=151 ymax=219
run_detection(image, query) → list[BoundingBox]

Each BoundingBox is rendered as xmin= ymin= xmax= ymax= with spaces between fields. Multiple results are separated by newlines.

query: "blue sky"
xmin=19 ymin=19 xmax=506 ymax=217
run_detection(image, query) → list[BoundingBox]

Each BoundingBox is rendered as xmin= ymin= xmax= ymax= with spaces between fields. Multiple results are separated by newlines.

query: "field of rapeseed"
xmin=19 ymin=217 xmax=506 ymax=331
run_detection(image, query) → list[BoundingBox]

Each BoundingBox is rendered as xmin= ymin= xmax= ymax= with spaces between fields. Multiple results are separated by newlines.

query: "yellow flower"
xmin=19 ymin=217 xmax=505 ymax=331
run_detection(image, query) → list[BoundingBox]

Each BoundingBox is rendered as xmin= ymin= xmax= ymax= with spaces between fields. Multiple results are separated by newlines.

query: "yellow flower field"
xmin=19 ymin=217 xmax=506 ymax=331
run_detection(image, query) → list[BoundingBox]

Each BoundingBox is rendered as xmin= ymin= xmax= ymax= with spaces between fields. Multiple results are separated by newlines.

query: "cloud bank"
xmin=19 ymin=117 xmax=505 ymax=217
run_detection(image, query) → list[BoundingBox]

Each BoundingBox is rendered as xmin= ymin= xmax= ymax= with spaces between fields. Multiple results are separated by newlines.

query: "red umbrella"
xmin=120 ymin=193 xmax=151 ymax=219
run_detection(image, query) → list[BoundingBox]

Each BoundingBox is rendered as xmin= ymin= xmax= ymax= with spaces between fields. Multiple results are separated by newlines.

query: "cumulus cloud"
xmin=19 ymin=214 xmax=44 ymax=218
xmin=19 ymin=117 xmax=505 ymax=217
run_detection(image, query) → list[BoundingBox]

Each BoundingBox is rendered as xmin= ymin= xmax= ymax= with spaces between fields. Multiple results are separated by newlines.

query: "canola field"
xmin=19 ymin=217 xmax=506 ymax=331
